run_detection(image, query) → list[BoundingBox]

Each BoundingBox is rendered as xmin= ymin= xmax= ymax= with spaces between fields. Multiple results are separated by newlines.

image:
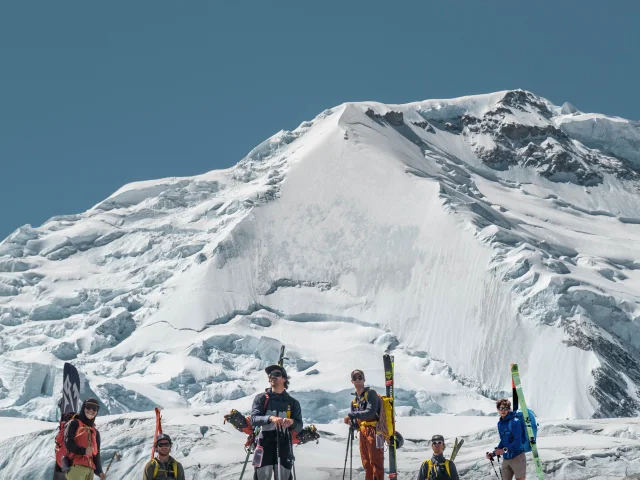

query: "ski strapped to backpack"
xmin=383 ymin=354 xmax=398 ymax=479
xmin=55 ymin=362 xmax=81 ymax=473
xmin=151 ymin=408 xmax=163 ymax=460
xmin=511 ymin=363 xmax=544 ymax=480
xmin=449 ymin=438 xmax=464 ymax=462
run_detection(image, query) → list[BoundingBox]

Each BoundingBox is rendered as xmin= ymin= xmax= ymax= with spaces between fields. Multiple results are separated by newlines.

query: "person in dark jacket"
xmin=417 ymin=434 xmax=460 ymax=480
xmin=64 ymin=398 xmax=106 ymax=480
xmin=486 ymin=398 xmax=527 ymax=480
xmin=343 ymin=369 xmax=384 ymax=480
xmin=142 ymin=433 xmax=186 ymax=480
xmin=250 ymin=364 xmax=303 ymax=480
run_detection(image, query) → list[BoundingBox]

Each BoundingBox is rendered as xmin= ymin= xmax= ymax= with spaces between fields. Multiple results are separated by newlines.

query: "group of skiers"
xmin=55 ymin=365 xmax=534 ymax=479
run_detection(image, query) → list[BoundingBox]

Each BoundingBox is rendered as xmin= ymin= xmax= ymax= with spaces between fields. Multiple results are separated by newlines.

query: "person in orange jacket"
xmin=64 ymin=398 xmax=106 ymax=480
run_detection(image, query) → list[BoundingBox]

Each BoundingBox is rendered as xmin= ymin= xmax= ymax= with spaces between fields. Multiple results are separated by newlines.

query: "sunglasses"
xmin=432 ymin=441 xmax=444 ymax=446
xmin=85 ymin=405 xmax=99 ymax=412
xmin=269 ymin=371 xmax=283 ymax=378
xmin=352 ymin=375 xmax=364 ymax=381
xmin=498 ymin=407 xmax=510 ymax=411
xmin=157 ymin=442 xmax=171 ymax=448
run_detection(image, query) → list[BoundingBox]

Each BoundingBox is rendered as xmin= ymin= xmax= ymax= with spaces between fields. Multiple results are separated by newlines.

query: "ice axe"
xmin=104 ymin=452 xmax=122 ymax=474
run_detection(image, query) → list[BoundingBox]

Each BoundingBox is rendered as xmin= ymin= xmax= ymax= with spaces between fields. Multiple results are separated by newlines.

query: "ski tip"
xmin=511 ymin=363 xmax=519 ymax=373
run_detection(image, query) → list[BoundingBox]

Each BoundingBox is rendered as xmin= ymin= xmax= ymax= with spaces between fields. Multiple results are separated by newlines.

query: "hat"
xmin=265 ymin=365 xmax=288 ymax=378
xmin=431 ymin=434 xmax=445 ymax=443
xmin=156 ymin=433 xmax=172 ymax=446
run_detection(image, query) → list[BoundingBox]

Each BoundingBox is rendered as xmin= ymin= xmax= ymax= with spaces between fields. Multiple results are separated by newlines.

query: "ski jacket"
xmin=142 ymin=456 xmax=186 ymax=480
xmin=417 ymin=454 xmax=459 ymax=480
xmin=496 ymin=411 xmax=526 ymax=459
xmin=250 ymin=389 xmax=303 ymax=442
xmin=64 ymin=416 xmax=103 ymax=474
xmin=349 ymin=387 xmax=380 ymax=427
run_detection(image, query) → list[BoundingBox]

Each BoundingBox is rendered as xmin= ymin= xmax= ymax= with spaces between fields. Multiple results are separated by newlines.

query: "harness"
xmin=351 ymin=390 xmax=379 ymax=428
xmin=152 ymin=458 xmax=178 ymax=478
xmin=423 ymin=459 xmax=451 ymax=479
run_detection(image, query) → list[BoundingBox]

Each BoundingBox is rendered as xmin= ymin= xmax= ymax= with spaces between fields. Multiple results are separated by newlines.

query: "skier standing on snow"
xmin=486 ymin=398 xmax=527 ymax=480
xmin=342 ymin=369 xmax=384 ymax=480
xmin=63 ymin=398 xmax=106 ymax=480
xmin=142 ymin=433 xmax=186 ymax=480
xmin=416 ymin=434 xmax=460 ymax=480
xmin=250 ymin=363 xmax=303 ymax=480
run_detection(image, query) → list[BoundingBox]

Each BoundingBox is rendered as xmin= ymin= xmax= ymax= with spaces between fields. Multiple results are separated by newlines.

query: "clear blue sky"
xmin=1 ymin=1 xmax=638 ymax=240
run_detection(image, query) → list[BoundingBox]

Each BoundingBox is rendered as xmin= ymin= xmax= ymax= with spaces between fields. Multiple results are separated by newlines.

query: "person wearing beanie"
xmin=250 ymin=364 xmax=303 ymax=479
xmin=417 ymin=434 xmax=460 ymax=480
xmin=63 ymin=398 xmax=106 ymax=480
xmin=142 ymin=433 xmax=186 ymax=479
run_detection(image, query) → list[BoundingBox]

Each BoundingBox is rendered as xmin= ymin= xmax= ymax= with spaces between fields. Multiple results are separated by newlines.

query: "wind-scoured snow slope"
xmin=3 ymin=412 xmax=640 ymax=479
xmin=1 ymin=90 xmax=640 ymax=434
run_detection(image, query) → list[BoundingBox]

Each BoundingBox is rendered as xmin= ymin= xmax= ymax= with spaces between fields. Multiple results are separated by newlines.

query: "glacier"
xmin=1 ymin=89 xmax=640 ymax=478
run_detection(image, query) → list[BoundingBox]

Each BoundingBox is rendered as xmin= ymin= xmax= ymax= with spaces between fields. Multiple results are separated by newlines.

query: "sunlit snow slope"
xmin=1 ymin=90 xmax=639 ymax=428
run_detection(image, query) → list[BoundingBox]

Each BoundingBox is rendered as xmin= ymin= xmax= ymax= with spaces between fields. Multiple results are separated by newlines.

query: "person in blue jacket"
xmin=486 ymin=398 xmax=527 ymax=480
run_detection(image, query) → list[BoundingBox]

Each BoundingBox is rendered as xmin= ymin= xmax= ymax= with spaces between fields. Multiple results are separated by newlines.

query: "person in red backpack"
xmin=64 ymin=398 xmax=106 ymax=480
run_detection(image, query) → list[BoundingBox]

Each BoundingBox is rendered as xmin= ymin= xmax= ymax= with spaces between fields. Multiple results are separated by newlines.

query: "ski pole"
xmin=342 ymin=427 xmax=352 ymax=480
xmin=238 ymin=448 xmax=251 ymax=480
xmin=287 ymin=429 xmax=297 ymax=480
xmin=497 ymin=454 xmax=504 ymax=480
xmin=349 ymin=427 xmax=354 ymax=480
xmin=487 ymin=453 xmax=501 ymax=480
xmin=104 ymin=452 xmax=121 ymax=474
xmin=276 ymin=427 xmax=282 ymax=480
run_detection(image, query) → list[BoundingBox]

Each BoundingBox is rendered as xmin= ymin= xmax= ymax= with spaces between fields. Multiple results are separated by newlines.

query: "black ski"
xmin=59 ymin=362 xmax=81 ymax=418
xmin=383 ymin=354 xmax=397 ymax=479
xmin=54 ymin=363 xmax=81 ymax=480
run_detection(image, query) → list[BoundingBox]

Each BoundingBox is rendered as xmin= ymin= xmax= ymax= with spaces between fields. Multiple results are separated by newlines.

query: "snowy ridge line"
xmin=1 ymin=89 xmax=640 ymax=425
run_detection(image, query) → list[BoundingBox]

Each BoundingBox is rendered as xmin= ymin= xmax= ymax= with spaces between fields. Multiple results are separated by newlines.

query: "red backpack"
xmin=55 ymin=412 xmax=77 ymax=469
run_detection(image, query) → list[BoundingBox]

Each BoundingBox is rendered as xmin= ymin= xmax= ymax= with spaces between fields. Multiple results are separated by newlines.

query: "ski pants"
xmin=359 ymin=426 xmax=384 ymax=480
xmin=254 ymin=439 xmax=292 ymax=480
xmin=66 ymin=465 xmax=94 ymax=480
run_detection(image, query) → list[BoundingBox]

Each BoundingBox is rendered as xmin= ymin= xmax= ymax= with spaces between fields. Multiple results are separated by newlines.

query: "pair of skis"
xmin=511 ymin=363 xmax=544 ymax=480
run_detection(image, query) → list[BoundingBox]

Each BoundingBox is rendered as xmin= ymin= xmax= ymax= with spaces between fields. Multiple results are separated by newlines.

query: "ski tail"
xmin=510 ymin=363 xmax=519 ymax=411
xmin=450 ymin=438 xmax=464 ymax=462
xmin=151 ymin=408 xmax=163 ymax=460
xmin=59 ymin=363 xmax=81 ymax=420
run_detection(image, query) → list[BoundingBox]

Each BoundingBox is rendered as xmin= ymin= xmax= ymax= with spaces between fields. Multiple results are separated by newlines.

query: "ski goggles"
xmin=85 ymin=404 xmax=99 ymax=412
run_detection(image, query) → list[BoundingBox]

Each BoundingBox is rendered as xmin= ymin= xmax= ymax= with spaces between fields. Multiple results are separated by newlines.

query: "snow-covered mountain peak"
xmin=1 ymin=90 xmax=640 ymax=429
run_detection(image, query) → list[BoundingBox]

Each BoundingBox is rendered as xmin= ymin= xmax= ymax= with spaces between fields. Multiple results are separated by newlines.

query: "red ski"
xmin=151 ymin=408 xmax=163 ymax=459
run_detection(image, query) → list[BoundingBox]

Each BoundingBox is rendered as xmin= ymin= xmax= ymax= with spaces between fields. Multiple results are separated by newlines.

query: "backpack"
xmin=55 ymin=412 xmax=77 ymax=470
xmin=352 ymin=390 xmax=398 ymax=446
xmin=152 ymin=458 xmax=178 ymax=478
xmin=516 ymin=409 xmax=538 ymax=452
xmin=424 ymin=459 xmax=451 ymax=479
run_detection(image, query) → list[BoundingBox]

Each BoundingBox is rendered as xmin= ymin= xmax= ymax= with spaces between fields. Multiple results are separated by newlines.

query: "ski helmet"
xmin=156 ymin=434 xmax=172 ymax=446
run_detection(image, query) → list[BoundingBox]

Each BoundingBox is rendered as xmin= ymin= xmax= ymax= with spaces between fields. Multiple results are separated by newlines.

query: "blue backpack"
xmin=516 ymin=409 xmax=538 ymax=452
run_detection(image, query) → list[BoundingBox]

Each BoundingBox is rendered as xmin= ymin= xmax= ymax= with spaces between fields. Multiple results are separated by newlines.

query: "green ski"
xmin=511 ymin=363 xmax=544 ymax=480
xmin=449 ymin=438 xmax=464 ymax=462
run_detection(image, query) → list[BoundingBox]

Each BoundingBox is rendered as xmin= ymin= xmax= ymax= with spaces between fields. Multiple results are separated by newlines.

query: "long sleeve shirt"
xmin=250 ymin=389 xmax=303 ymax=441
xmin=142 ymin=457 xmax=186 ymax=480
